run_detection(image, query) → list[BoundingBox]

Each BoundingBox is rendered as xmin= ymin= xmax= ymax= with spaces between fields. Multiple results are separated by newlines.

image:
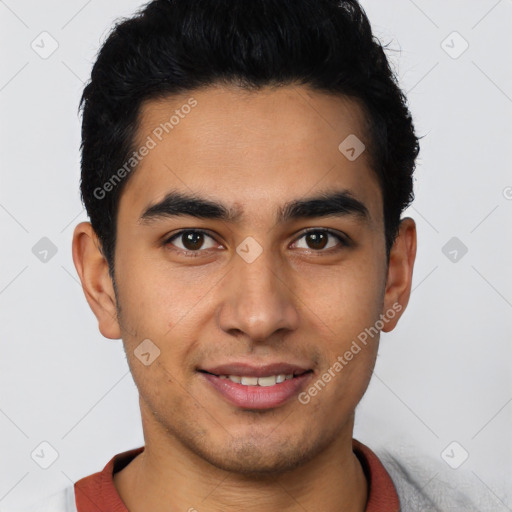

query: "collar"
xmin=75 ymin=438 xmax=400 ymax=511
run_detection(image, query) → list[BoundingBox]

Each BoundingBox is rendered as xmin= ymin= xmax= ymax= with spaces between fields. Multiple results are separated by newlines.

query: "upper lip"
xmin=199 ymin=362 xmax=312 ymax=378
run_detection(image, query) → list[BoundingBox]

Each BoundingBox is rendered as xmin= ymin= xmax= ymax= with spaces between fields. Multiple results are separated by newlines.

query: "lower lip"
xmin=200 ymin=371 xmax=313 ymax=410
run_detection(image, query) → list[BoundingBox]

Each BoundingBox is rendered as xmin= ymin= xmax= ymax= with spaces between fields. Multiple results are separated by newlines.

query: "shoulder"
xmin=376 ymin=446 xmax=501 ymax=511
xmin=10 ymin=486 xmax=77 ymax=512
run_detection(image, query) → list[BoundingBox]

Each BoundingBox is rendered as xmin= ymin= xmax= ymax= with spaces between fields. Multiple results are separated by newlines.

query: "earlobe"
xmin=381 ymin=217 xmax=417 ymax=332
xmin=72 ymin=222 xmax=122 ymax=340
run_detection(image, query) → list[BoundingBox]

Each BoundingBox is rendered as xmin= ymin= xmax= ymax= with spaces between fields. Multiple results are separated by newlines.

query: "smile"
xmin=198 ymin=370 xmax=314 ymax=409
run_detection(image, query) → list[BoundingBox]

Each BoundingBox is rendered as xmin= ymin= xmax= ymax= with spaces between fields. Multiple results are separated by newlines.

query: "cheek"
xmin=301 ymin=256 xmax=384 ymax=394
xmin=115 ymin=249 xmax=206 ymax=332
xmin=115 ymin=265 xmax=218 ymax=388
xmin=299 ymin=257 xmax=384 ymax=334
xmin=133 ymin=358 xmax=192 ymax=425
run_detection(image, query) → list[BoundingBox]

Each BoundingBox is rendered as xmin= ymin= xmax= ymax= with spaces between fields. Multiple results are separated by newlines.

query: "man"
xmin=18 ymin=0 xmax=480 ymax=510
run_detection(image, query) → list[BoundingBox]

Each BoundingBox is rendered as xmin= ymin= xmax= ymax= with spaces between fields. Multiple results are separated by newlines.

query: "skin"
xmin=72 ymin=83 xmax=416 ymax=512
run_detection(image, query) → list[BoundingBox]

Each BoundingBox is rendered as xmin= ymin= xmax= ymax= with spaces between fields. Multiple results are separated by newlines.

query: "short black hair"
xmin=79 ymin=0 xmax=420 ymax=277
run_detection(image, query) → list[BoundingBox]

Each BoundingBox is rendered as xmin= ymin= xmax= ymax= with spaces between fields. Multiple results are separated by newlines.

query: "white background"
xmin=1 ymin=0 xmax=511 ymax=509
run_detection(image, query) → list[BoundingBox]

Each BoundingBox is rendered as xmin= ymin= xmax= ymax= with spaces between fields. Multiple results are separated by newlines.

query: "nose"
xmin=216 ymin=242 xmax=300 ymax=343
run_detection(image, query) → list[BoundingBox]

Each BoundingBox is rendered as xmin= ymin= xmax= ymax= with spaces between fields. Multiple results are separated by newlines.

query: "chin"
xmin=187 ymin=431 xmax=325 ymax=476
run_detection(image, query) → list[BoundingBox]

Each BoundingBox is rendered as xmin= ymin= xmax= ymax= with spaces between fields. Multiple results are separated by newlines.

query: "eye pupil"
xmin=183 ymin=231 xmax=204 ymax=250
xmin=306 ymin=232 xmax=328 ymax=250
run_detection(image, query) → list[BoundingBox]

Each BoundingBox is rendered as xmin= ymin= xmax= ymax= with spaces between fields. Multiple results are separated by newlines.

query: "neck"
xmin=114 ymin=414 xmax=368 ymax=512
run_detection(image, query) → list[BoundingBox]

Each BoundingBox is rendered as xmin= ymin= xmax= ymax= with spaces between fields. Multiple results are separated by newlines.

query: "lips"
xmin=197 ymin=361 xmax=314 ymax=409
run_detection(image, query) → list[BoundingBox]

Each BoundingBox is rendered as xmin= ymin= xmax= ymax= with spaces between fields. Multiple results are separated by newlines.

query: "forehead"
xmin=119 ymin=83 xmax=382 ymax=226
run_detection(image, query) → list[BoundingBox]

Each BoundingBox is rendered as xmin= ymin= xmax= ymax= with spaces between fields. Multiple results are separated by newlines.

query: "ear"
xmin=381 ymin=217 xmax=417 ymax=332
xmin=72 ymin=222 xmax=121 ymax=339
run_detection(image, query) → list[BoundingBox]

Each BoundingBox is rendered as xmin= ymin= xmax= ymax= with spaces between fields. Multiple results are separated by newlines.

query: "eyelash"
xmin=163 ymin=228 xmax=350 ymax=257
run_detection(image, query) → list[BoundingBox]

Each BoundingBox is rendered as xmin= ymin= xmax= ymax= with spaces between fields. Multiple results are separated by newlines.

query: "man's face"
xmin=106 ymin=84 xmax=398 ymax=473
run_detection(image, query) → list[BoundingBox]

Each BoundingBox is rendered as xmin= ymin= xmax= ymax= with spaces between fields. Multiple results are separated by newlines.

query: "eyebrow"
xmin=139 ymin=189 xmax=370 ymax=225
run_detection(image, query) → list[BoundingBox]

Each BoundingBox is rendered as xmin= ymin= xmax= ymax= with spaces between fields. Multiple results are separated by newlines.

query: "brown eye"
xmin=166 ymin=230 xmax=218 ymax=252
xmin=305 ymin=232 xmax=328 ymax=250
xmin=293 ymin=229 xmax=348 ymax=251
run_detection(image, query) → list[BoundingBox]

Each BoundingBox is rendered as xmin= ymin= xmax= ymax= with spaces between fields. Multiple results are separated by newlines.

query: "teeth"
xmin=257 ymin=375 xmax=278 ymax=387
xmin=240 ymin=376 xmax=258 ymax=386
xmin=220 ymin=374 xmax=294 ymax=386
